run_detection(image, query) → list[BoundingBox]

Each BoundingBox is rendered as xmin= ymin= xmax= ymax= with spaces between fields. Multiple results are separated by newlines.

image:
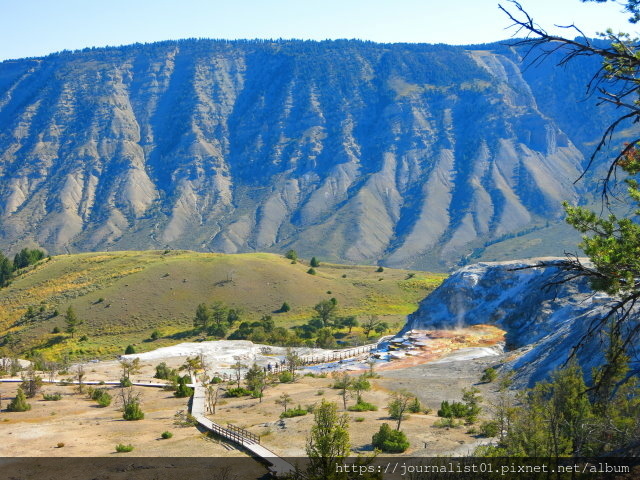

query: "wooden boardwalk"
xmin=190 ymin=379 xmax=295 ymax=477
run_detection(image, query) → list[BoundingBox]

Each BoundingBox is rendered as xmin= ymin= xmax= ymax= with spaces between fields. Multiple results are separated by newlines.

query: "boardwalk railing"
xmin=203 ymin=420 xmax=259 ymax=446
xmin=226 ymin=423 xmax=260 ymax=444
xmin=190 ymin=378 xmax=294 ymax=476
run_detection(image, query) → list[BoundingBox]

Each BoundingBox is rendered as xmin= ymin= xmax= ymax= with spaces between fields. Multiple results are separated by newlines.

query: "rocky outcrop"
xmin=0 ymin=40 xmax=615 ymax=269
xmin=405 ymin=259 xmax=638 ymax=385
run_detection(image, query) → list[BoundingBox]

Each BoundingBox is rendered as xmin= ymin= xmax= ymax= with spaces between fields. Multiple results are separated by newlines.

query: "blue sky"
xmin=0 ymin=0 xmax=634 ymax=61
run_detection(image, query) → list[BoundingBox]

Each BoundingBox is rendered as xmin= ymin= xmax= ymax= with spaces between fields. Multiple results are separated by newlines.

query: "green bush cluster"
xmin=42 ymin=392 xmax=62 ymax=401
xmin=408 ymin=397 xmax=422 ymax=413
xmin=280 ymin=406 xmax=308 ymax=418
xmin=225 ymin=387 xmax=252 ymax=397
xmin=123 ymin=400 xmax=144 ymax=421
xmin=154 ymin=362 xmax=178 ymax=380
xmin=480 ymin=420 xmax=500 ymax=437
xmin=90 ymin=388 xmax=112 ymax=407
xmin=480 ymin=367 xmax=497 ymax=383
xmin=115 ymin=443 xmax=134 ymax=453
xmin=347 ymin=401 xmax=377 ymax=412
xmin=437 ymin=400 xmax=469 ymax=418
xmin=372 ymin=423 xmax=409 ymax=453
xmin=174 ymin=376 xmax=194 ymax=398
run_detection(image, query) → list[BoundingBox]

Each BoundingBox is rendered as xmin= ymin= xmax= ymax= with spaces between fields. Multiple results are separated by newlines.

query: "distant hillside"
xmin=0 ymin=39 xmax=632 ymax=269
xmin=0 ymin=250 xmax=444 ymax=357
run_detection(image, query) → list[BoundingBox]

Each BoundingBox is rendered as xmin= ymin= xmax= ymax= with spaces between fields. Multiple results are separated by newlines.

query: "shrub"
xmin=7 ymin=387 xmax=31 ymax=412
xmin=372 ymin=423 xmax=409 ymax=453
xmin=174 ymin=410 xmax=198 ymax=427
xmin=225 ymin=387 xmax=252 ymax=397
xmin=154 ymin=362 xmax=177 ymax=380
xmin=52 ymin=326 xmax=61 ymax=334
xmin=376 ymin=266 xmax=384 ymax=272
xmin=208 ymin=324 xmax=227 ymax=338
xmin=42 ymin=393 xmax=62 ymax=401
xmin=437 ymin=400 xmax=470 ymax=418
xmin=95 ymin=391 xmax=112 ymax=407
xmin=279 ymin=302 xmax=291 ymax=313
xmin=56 ymin=442 xmax=65 ymax=448
xmin=124 ymin=345 xmax=136 ymax=355
xmin=348 ymin=401 xmax=378 ymax=412
xmin=210 ymin=376 xmax=223 ymax=384
xmin=354 ymin=417 xmax=365 ymax=422
xmin=307 ymin=268 xmax=316 ymax=275
xmin=310 ymin=257 xmax=320 ymax=267
xmin=161 ymin=431 xmax=173 ymax=439
xmin=120 ymin=377 xmax=132 ymax=387
xmin=342 ymin=274 xmax=347 ymax=278
xmin=279 ymin=371 xmax=294 ymax=383
xmin=480 ymin=421 xmax=500 ymax=438
xmin=174 ymin=376 xmax=194 ymax=398
xmin=481 ymin=367 xmax=498 ymax=383
xmin=285 ymin=249 xmax=298 ymax=262
xmin=150 ymin=330 xmax=161 ymax=341
xmin=280 ymin=406 xmax=307 ymax=418
xmin=79 ymin=335 xmax=88 ymax=342
xmin=408 ymin=397 xmax=422 ymax=413
xmin=123 ymin=400 xmax=144 ymax=421
xmin=433 ymin=417 xmax=459 ymax=428
xmin=115 ymin=443 xmax=134 ymax=453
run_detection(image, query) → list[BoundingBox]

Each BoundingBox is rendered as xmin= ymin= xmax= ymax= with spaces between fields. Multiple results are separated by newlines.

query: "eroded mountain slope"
xmin=0 ymin=40 xmax=609 ymax=269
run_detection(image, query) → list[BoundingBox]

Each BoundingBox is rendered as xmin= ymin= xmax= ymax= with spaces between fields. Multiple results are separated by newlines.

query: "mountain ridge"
xmin=0 ymin=39 xmax=626 ymax=269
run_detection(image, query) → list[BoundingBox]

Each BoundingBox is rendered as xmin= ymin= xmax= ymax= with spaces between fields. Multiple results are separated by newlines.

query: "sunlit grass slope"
xmin=0 ymin=251 xmax=445 ymax=358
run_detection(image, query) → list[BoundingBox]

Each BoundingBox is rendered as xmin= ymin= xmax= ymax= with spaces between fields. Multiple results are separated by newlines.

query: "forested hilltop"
xmin=0 ymin=39 xmax=629 ymax=270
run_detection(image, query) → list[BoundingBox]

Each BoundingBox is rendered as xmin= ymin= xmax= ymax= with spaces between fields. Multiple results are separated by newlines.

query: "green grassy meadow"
xmin=0 ymin=251 xmax=445 ymax=359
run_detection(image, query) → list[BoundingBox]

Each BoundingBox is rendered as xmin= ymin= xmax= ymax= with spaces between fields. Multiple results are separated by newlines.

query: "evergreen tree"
xmin=64 ymin=306 xmax=81 ymax=338
xmin=0 ymin=253 xmax=13 ymax=287
xmin=372 ymin=423 xmax=409 ymax=453
xmin=245 ymin=363 xmax=267 ymax=401
xmin=13 ymin=248 xmax=44 ymax=269
xmin=279 ymin=301 xmax=291 ymax=313
xmin=193 ymin=303 xmax=210 ymax=330
xmin=7 ymin=387 xmax=31 ymax=412
xmin=310 ymin=257 xmax=320 ymax=268
xmin=285 ymin=249 xmax=298 ymax=263
xmin=174 ymin=375 xmax=194 ymax=398
xmin=313 ymin=299 xmax=337 ymax=327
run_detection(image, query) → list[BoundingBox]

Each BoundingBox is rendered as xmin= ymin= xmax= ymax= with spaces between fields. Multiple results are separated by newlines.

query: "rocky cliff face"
xmin=405 ymin=259 xmax=638 ymax=385
xmin=0 ymin=40 xmax=613 ymax=269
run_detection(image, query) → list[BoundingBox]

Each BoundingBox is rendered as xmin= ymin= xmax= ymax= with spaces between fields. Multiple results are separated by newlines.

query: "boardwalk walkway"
xmin=190 ymin=379 xmax=295 ymax=477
